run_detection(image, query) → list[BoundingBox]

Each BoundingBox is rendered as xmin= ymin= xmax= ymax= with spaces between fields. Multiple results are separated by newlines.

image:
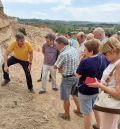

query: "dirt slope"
xmin=0 ymin=49 xmax=85 ymax=129
xmin=0 ymin=3 xmax=85 ymax=128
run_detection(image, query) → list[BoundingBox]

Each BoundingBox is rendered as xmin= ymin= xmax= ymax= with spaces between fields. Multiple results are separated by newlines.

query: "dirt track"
xmin=0 ymin=49 xmax=86 ymax=129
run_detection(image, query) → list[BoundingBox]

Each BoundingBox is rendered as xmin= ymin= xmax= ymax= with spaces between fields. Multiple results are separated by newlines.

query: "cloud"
xmin=3 ymin=0 xmax=57 ymax=4
xmin=3 ymin=0 xmax=72 ymax=5
xmin=52 ymin=3 xmax=120 ymax=12
xmin=2 ymin=0 xmax=120 ymax=22
xmin=51 ymin=3 xmax=120 ymax=22
xmin=4 ymin=10 xmax=49 ymax=19
xmin=60 ymin=0 xmax=72 ymax=5
xmin=30 ymin=12 xmax=48 ymax=19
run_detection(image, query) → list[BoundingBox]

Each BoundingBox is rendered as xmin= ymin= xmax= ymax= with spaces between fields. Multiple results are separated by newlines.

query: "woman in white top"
xmin=87 ymin=37 xmax=120 ymax=129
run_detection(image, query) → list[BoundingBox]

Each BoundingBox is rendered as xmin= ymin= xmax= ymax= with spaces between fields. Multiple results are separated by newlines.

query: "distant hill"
xmin=17 ymin=18 xmax=120 ymax=25
xmin=15 ymin=18 xmax=120 ymax=34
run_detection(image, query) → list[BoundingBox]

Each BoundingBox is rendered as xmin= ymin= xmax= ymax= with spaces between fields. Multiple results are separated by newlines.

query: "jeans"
xmin=2 ymin=56 xmax=33 ymax=90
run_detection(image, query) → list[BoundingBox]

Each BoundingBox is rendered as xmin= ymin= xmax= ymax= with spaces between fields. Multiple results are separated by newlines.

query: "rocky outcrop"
xmin=12 ymin=23 xmax=53 ymax=47
xmin=0 ymin=0 xmax=3 ymax=13
xmin=0 ymin=0 xmax=12 ymax=48
xmin=0 ymin=0 xmax=53 ymax=49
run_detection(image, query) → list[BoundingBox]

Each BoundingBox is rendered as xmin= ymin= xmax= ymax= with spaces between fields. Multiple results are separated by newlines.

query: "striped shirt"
xmin=55 ymin=45 xmax=78 ymax=75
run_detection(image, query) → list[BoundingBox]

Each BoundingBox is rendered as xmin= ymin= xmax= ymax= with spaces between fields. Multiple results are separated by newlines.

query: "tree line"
xmin=18 ymin=18 xmax=120 ymax=34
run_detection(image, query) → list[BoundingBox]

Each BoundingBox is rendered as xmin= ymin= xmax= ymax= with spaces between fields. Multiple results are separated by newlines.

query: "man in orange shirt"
xmin=1 ymin=32 xmax=34 ymax=93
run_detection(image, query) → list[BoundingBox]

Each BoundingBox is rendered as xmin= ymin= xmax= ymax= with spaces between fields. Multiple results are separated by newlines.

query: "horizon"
xmin=17 ymin=18 xmax=120 ymax=24
xmin=2 ymin=0 xmax=120 ymax=23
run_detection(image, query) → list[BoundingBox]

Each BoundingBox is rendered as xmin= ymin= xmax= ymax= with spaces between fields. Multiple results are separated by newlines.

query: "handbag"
xmin=93 ymin=62 xmax=120 ymax=114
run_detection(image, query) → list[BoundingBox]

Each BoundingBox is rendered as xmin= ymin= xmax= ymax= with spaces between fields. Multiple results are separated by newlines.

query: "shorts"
xmin=60 ymin=76 xmax=78 ymax=101
xmin=71 ymin=84 xmax=79 ymax=96
xmin=79 ymin=93 xmax=98 ymax=115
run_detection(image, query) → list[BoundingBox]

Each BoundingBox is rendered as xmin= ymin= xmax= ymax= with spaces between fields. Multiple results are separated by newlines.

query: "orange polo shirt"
xmin=7 ymin=41 xmax=33 ymax=61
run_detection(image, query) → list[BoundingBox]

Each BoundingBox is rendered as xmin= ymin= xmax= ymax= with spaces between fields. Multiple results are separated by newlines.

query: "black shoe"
xmin=37 ymin=79 xmax=42 ymax=82
xmin=39 ymin=91 xmax=46 ymax=94
xmin=29 ymin=89 xmax=35 ymax=93
xmin=52 ymin=88 xmax=58 ymax=91
xmin=1 ymin=80 xmax=10 ymax=86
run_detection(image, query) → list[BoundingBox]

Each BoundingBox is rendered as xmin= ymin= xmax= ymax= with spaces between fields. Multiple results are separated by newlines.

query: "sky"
xmin=2 ymin=0 xmax=120 ymax=23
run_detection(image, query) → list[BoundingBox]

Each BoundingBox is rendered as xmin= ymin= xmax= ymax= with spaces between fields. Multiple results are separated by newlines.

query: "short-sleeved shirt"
xmin=55 ymin=45 xmax=78 ymax=75
xmin=76 ymin=54 xmax=109 ymax=95
xmin=42 ymin=43 xmax=58 ymax=66
xmin=76 ymin=41 xmax=86 ymax=66
xmin=8 ymin=41 xmax=32 ymax=61
xmin=71 ymin=39 xmax=78 ymax=48
xmin=77 ymin=41 xmax=85 ymax=62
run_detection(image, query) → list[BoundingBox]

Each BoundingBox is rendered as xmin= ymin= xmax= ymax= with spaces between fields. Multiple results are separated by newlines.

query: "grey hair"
xmin=15 ymin=32 xmax=25 ymax=39
xmin=55 ymin=36 xmax=68 ymax=45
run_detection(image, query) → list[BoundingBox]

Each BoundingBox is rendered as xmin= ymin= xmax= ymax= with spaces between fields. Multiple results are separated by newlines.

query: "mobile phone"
xmin=85 ymin=77 xmax=96 ymax=84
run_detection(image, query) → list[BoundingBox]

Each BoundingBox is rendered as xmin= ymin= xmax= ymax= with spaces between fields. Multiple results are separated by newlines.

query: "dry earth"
xmin=0 ymin=6 xmax=95 ymax=128
xmin=0 ymin=47 xmax=86 ymax=129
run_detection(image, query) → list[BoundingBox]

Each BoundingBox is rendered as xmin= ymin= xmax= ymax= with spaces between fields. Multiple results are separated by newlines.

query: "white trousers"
xmin=40 ymin=64 xmax=57 ymax=91
xmin=100 ymin=112 xmax=119 ymax=129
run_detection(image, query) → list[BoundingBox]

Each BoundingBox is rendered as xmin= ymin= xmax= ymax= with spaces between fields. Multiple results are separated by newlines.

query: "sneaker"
xmin=29 ymin=89 xmax=35 ymax=94
xmin=39 ymin=91 xmax=46 ymax=94
xmin=37 ymin=78 xmax=42 ymax=82
xmin=52 ymin=88 xmax=58 ymax=91
xmin=1 ymin=80 xmax=10 ymax=86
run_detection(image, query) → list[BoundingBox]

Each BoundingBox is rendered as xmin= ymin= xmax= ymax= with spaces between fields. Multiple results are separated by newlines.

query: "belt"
xmin=62 ymin=74 xmax=75 ymax=78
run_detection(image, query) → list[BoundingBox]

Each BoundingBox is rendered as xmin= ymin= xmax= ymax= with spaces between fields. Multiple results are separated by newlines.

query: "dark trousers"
xmin=2 ymin=56 xmax=33 ymax=90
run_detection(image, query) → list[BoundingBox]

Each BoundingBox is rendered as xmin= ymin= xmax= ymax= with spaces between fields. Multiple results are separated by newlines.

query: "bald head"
xmin=93 ymin=27 xmax=105 ymax=40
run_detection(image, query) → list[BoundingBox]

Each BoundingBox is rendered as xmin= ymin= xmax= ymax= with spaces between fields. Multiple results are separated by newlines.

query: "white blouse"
xmin=101 ymin=59 xmax=120 ymax=87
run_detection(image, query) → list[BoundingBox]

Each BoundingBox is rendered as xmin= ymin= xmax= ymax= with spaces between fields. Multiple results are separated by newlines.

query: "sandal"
xmin=58 ymin=113 xmax=70 ymax=120
xmin=73 ymin=109 xmax=83 ymax=116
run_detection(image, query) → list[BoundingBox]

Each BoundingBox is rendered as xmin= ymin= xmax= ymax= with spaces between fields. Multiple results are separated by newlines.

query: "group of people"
xmin=0 ymin=27 xmax=120 ymax=129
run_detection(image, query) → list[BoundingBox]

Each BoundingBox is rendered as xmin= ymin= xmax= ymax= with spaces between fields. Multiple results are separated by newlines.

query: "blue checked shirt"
xmin=55 ymin=45 xmax=78 ymax=75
